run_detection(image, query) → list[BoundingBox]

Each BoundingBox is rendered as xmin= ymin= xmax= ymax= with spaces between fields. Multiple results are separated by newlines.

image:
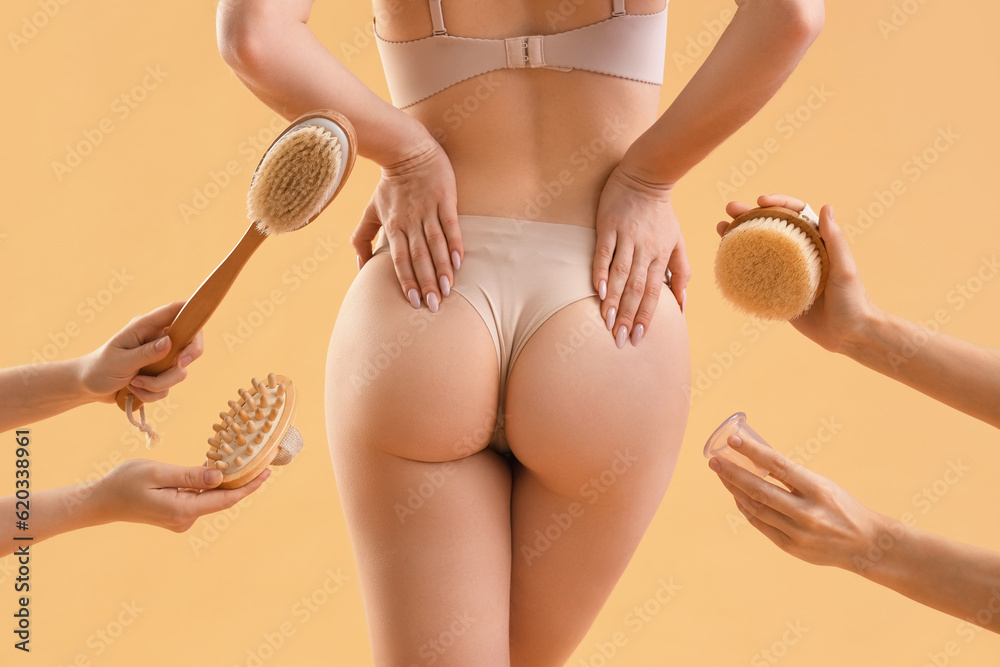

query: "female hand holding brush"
xmin=0 ymin=302 xmax=269 ymax=557
xmin=719 ymin=193 xmax=1000 ymax=428
xmin=0 ymin=301 xmax=203 ymax=432
xmin=0 ymin=461 xmax=268 ymax=558
xmin=709 ymin=193 xmax=1000 ymax=631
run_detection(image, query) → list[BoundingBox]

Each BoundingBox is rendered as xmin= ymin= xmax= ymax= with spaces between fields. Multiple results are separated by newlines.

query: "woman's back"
xmin=373 ymin=0 xmax=667 ymax=226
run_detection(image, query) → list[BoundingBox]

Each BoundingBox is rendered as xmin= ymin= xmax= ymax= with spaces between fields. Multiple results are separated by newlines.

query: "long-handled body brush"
xmin=116 ymin=110 xmax=357 ymax=443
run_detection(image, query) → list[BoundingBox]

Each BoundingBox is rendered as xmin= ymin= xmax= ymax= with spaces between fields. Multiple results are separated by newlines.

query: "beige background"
xmin=1 ymin=0 xmax=998 ymax=665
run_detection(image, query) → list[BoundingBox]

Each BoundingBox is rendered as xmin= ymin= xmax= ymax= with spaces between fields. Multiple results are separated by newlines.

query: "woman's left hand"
xmin=593 ymin=165 xmax=690 ymax=349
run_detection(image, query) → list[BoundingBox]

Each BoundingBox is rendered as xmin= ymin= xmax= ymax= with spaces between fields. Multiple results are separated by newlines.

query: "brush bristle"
xmin=247 ymin=126 xmax=343 ymax=234
xmin=715 ymin=217 xmax=823 ymax=321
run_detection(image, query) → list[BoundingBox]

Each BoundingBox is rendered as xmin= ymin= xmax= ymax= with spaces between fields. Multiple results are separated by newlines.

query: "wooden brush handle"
xmin=116 ymin=223 xmax=268 ymax=412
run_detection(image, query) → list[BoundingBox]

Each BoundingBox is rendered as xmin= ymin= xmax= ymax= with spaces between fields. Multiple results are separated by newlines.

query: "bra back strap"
xmin=429 ymin=0 xmax=447 ymax=35
xmin=612 ymin=0 xmax=626 ymax=17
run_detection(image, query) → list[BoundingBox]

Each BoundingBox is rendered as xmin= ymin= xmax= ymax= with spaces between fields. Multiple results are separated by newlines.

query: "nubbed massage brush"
xmin=203 ymin=373 xmax=303 ymax=489
xmin=714 ymin=206 xmax=830 ymax=321
xmin=115 ymin=110 xmax=357 ymax=443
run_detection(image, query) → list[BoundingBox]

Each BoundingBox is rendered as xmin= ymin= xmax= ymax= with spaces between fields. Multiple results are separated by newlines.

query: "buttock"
xmin=372 ymin=215 xmax=668 ymax=455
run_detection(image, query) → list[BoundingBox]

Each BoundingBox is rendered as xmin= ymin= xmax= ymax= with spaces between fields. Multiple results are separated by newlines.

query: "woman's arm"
xmin=218 ymin=0 xmax=463 ymax=313
xmin=861 ymin=519 xmax=1000 ymax=631
xmin=711 ymin=434 xmax=1000 ymax=633
xmin=1 ymin=461 xmax=269 ymax=558
xmin=592 ymin=0 xmax=823 ymax=348
xmin=0 ymin=302 xmax=203 ymax=433
xmin=0 ymin=360 xmax=93 ymax=434
xmin=845 ymin=311 xmax=1000 ymax=429
xmin=1 ymin=484 xmax=102 ymax=557
xmin=721 ymin=195 xmax=1000 ymax=429
xmin=620 ymin=0 xmax=825 ymax=186
xmin=217 ymin=0 xmax=434 ymax=167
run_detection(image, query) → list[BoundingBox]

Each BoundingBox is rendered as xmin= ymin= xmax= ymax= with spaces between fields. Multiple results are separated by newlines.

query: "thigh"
xmin=504 ymin=296 xmax=690 ymax=666
xmin=325 ymin=254 xmax=511 ymax=666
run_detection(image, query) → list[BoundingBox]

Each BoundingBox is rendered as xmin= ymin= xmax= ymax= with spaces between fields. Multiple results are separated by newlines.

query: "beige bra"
xmin=374 ymin=0 xmax=669 ymax=108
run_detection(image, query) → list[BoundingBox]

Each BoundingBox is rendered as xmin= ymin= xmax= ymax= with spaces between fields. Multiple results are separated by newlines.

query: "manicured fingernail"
xmin=615 ymin=325 xmax=628 ymax=349
xmin=204 ymin=469 xmax=223 ymax=485
xmin=630 ymin=323 xmax=644 ymax=346
xmin=730 ymin=435 xmax=743 ymax=448
xmin=598 ymin=279 xmax=607 ymax=300
xmin=427 ymin=292 xmax=440 ymax=313
xmin=130 ymin=376 xmax=145 ymax=389
xmin=681 ymin=289 xmax=687 ymax=314
xmin=708 ymin=458 xmax=721 ymax=472
xmin=829 ymin=205 xmax=835 ymax=219
xmin=407 ymin=289 xmax=421 ymax=309
xmin=439 ymin=275 xmax=451 ymax=298
xmin=179 ymin=355 xmax=193 ymax=368
xmin=451 ymin=250 xmax=461 ymax=270
xmin=155 ymin=336 xmax=170 ymax=351
xmin=605 ymin=306 xmax=616 ymax=332
xmin=356 ymin=255 xmax=362 ymax=271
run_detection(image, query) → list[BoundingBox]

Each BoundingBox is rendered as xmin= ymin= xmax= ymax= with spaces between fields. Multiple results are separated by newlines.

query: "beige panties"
xmin=373 ymin=215 xmax=609 ymax=454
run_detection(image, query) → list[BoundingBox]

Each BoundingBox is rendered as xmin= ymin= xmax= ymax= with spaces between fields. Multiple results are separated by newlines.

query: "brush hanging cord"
xmin=125 ymin=393 xmax=161 ymax=449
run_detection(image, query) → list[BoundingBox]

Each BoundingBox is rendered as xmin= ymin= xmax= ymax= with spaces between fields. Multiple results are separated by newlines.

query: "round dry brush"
xmin=715 ymin=206 xmax=830 ymax=321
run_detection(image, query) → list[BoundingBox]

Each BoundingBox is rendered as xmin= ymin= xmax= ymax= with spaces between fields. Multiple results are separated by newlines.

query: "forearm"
xmin=842 ymin=309 xmax=1000 ymax=429
xmin=621 ymin=0 xmax=823 ymax=186
xmin=217 ymin=0 xmax=431 ymax=167
xmin=0 ymin=359 xmax=94 ymax=433
xmin=0 ymin=484 xmax=105 ymax=558
xmin=857 ymin=518 xmax=1000 ymax=632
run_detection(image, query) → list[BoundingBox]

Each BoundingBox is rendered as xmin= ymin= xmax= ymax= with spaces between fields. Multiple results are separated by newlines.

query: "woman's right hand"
xmin=79 ymin=301 xmax=205 ymax=405
xmin=351 ymin=139 xmax=463 ymax=313
xmin=709 ymin=433 xmax=886 ymax=571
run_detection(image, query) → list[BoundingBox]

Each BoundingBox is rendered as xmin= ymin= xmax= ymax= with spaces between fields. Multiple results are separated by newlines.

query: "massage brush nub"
xmin=204 ymin=373 xmax=304 ymax=489
xmin=715 ymin=206 xmax=830 ymax=321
